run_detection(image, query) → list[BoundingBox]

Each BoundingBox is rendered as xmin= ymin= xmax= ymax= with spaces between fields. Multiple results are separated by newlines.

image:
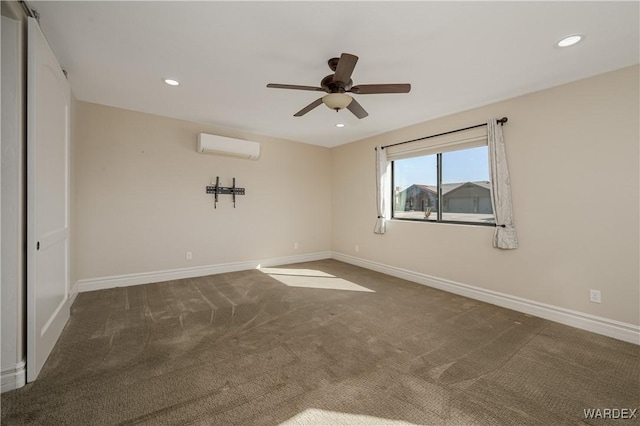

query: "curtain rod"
xmin=377 ymin=117 xmax=508 ymax=150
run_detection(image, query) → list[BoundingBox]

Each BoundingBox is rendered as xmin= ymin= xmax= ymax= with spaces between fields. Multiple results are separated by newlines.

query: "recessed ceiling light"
xmin=163 ymin=78 xmax=180 ymax=86
xmin=335 ymin=123 xmax=345 ymax=128
xmin=556 ymin=34 xmax=583 ymax=48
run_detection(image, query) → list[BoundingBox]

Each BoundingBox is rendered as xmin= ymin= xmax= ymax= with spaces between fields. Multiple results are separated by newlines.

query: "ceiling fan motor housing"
xmin=327 ymin=57 xmax=340 ymax=71
xmin=321 ymin=75 xmax=352 ymax=93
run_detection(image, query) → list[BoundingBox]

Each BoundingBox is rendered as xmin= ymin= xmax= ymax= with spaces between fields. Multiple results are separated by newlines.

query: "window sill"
xmin=390 ymin=217 xmax=496 ymax=227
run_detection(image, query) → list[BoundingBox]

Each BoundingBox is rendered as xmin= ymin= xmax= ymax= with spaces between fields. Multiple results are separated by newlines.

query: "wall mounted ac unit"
xmin=196 ymin=133 xmax=260 ymax=160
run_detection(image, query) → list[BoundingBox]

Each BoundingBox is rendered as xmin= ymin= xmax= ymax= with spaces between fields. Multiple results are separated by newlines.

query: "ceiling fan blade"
xmin=294 ymin=98 xmax=324 ymax=117
xmin=347 ymin=98 xmax=369 ymax=119
xmin=333 ymin=53 xmax=358 ymax=84
xmin=350 ymin=84 xmax=411 ymax=94
xmin=267 ymin=83 xmax=324 ymax=92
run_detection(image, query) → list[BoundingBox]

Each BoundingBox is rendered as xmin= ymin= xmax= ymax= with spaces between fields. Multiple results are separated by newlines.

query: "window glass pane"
xmin=441 ymin=146 xmax=494 ymax=224
xmin=393 ymin=154 xmax=438 ymax=220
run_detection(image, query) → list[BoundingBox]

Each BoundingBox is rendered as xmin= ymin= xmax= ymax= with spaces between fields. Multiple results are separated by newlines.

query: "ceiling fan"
xmin=267 ymin=53 xmax=411 ymax=119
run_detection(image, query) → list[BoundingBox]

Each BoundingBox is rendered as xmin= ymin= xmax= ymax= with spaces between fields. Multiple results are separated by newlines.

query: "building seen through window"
xmin=392 ymin=146 xmax=495 ymax=225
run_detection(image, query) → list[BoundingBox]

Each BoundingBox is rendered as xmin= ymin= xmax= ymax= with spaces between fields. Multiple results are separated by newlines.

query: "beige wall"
xmin=70 ymin=94 xmax=78 ymax=286
xmin=331 ymin=65 xmax=639 ymax=326
xmin=74 ymin=102 xmax=331 ymax=280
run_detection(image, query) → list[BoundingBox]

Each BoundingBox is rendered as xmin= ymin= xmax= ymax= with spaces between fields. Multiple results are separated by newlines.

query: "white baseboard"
xmin=332 ymin=252 xmax=640 ymax=345
xmin=76 ymin=251 xmax=332 ymax=293
xmin=69 ymin=281 xmax=80 ymax=305
xmin=1 ymin=360 xmax=26 ymax=393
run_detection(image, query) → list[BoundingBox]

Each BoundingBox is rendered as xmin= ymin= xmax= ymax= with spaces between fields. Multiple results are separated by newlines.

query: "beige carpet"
xmin=2 ymin=259 xmax=638 ymax=425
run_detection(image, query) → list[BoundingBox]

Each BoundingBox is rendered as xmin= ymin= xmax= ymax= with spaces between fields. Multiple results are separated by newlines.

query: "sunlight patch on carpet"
xmin=259 ymin=268 xmax=375 ymax=292
xmin=280 ymin=408 xmax=417 ymax=425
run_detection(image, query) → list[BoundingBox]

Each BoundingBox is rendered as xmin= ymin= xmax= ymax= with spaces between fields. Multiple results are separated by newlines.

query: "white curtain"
xmin=488 ymin=119 xmax=518 ymax=249
xmin=374 ymin=146 xmax=390 ymax=234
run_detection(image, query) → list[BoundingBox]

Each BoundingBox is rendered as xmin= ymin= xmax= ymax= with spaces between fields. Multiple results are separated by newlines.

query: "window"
xmin=391 ymin=145 xmax=495 ymax=226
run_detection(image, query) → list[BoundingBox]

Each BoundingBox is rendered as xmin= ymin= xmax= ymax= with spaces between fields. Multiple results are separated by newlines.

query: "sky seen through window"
xmin=394 ymin=146 xmax=490 ymax=189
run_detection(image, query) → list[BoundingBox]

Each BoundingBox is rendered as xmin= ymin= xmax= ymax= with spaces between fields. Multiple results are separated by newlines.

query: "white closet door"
xmin=26 ymin=17 xmax=71 ymax=382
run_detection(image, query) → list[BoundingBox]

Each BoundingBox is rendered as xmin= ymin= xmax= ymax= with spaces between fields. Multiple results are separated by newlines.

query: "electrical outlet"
xmin=355 ymin=245 xmax=359 ymax=252
xmin=186 ymin=251 xmax=192 ymax=260
xmin=294 ymin=242 xmax=299 ymax=250
xmin=589 ymin=289 xmax=601 ymax=303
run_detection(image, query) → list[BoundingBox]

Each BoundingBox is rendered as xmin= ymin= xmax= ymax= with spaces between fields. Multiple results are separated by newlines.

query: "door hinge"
xmin=36 ymin=241 xmax=40 ymax=251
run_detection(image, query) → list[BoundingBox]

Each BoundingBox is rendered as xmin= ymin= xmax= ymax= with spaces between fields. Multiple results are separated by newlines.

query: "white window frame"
xmin=388 ymin=126 xmax=495 ymax=227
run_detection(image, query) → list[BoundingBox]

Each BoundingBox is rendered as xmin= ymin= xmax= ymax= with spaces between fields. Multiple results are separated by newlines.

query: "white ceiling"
xmin=31 ymin=1 xmax=639 ymax=147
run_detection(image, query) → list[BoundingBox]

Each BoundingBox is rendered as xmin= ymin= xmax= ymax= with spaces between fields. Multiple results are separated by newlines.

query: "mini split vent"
xmin=196 ymin=133 xmax=261 ymax=160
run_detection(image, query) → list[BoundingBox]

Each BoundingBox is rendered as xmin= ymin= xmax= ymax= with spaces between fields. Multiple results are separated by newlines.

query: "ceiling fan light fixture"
xmin=322 ymin=93 xmax=352 ymax=111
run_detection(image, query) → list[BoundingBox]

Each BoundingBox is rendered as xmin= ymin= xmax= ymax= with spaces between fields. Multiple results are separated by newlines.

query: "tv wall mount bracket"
xmin=206 ymin=177 xmax=245 ymax=208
